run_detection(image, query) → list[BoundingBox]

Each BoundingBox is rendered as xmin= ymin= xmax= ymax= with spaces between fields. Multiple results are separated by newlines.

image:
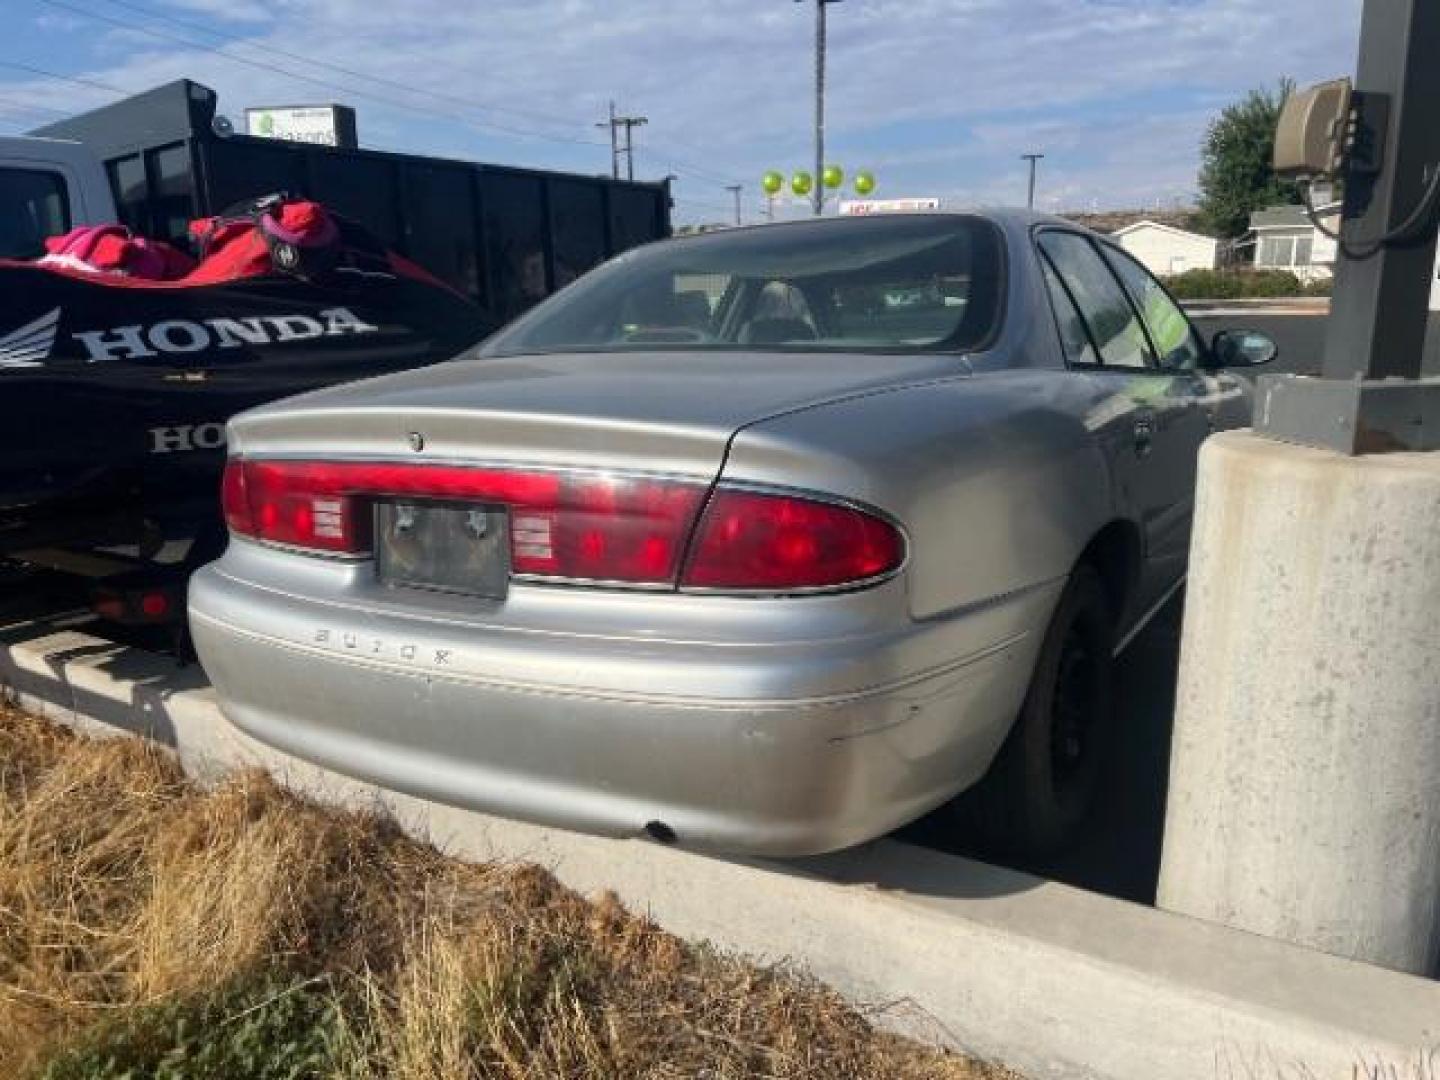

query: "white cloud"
xmin=5 ymin=0 xmax=1362 ymax=215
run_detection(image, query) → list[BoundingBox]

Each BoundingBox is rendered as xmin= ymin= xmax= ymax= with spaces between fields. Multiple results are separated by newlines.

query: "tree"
xmin=1197 ymin=80 xmax=1301 ymax=239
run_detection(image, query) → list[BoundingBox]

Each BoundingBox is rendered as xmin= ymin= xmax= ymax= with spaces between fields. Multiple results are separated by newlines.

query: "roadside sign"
xmin=244 ymin=105 xmax=358 ymax=149
xmin=838 ymin=197 xmax=941 ymax=215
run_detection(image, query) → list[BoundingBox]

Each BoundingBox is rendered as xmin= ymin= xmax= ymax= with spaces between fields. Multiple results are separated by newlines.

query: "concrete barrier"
xmin=2 ymin=614 xmax=1437 ymax=1080
xmin=1159 ymin=431 xmax=1440 ymax=975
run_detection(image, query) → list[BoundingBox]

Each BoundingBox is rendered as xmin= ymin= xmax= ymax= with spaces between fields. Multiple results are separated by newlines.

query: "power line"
xmin=15 ymin=0 xmax=736 ymax=187
xmin=77 ymin=0 xmax=737 ymax=186
xmin=0 ymin=59 xmax=127 ymax=97
xmin=85 ymin=0 xmax=601 ymax=142
xmin=674 ymin=198 xmax=742 ymax=217
xmin=0 ymin=95 xmax=74 ymax=120
xmin=34 ymin=0 xmax=608 ymax=150
xmin=649 ymin=151 xmax=740 ymax=188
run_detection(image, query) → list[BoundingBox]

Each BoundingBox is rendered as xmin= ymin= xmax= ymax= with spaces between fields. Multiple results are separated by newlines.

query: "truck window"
xmin=150 ymin=143 xmax=194 ymax=242
xmin=106 ymin=155 xmax=148 ymax=235
xmin=0 ymin=167 xmax=70 ymax=259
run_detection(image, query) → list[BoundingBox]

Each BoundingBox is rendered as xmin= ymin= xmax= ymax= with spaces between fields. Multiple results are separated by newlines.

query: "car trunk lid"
xmin=227 ymin=349 xmax=965 ymax=478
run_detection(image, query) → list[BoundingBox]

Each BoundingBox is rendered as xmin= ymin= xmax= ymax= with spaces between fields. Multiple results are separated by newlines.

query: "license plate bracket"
xmin=375 ymin=500 xmax=510 ymax=599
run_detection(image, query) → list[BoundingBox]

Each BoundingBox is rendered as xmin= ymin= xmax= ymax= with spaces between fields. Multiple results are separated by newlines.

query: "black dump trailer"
xmin=33 ymin=80 xmax=672 ymax=325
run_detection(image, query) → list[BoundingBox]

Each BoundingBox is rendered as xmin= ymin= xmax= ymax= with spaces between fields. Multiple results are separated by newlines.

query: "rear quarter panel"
xmin=720 ymin=368 xmax=1124 ymax=621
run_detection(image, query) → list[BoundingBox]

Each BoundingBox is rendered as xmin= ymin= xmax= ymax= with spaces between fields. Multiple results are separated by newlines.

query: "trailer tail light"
xmin=219 ymin=458 xmax=707 ymax=584
xmin=91 ymin=581 xmax=183 ymax=626
xmin=680 ymin=488 xmax=904 ymax=592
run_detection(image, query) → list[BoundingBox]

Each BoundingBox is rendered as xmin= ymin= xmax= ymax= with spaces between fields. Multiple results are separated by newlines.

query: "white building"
xmin=1247 ymin=204 xmax=1339 ymax=283
xmin=1110 ymin=220 xmax=1219 ymax=277
xmin=1247 ymin=201 xmax=1440 ymax=309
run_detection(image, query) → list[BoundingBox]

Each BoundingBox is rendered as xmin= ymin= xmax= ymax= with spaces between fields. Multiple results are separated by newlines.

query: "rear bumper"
xmin=189 ymin=544 xmax=1059 ymax=855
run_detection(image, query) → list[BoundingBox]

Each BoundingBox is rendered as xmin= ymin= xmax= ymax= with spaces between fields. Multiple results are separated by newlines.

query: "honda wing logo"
xmin=0 ymin=306 xmax=379 ymax=368
xmin=0 ymin=307 xmax=60 ymax=369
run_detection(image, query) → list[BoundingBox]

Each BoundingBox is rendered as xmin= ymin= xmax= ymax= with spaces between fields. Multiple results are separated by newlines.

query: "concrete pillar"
xmin=1157 ymin=430 xmax=1440 ymax=975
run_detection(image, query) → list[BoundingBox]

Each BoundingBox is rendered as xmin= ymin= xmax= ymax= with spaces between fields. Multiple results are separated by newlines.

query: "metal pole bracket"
xmin=1256 ymin=373 xmax=1440 ymax=454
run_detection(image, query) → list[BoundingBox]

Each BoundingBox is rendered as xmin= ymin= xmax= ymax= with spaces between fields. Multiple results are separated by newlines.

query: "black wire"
xmin=0 ymin=59 xmax=127 ymax=97
xmin=1303 ymin=166 xmax=1440 ymax=261
xmin=24 ymin=0 xmax=739 ymax=185
xmin=88 ymin=0 xmax=602 ymax=140
xmin=0 ymin=94 xmax=73 ymax=120
xmin=33 ymin=0 xmax=609 ymax=149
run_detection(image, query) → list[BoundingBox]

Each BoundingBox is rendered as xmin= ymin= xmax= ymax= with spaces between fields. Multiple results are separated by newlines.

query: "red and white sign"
xmin=838 ymin=197 xmax=942 ymax=216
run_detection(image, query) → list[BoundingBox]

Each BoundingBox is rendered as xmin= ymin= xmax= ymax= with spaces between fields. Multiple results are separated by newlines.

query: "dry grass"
xmin=0 ymin=705 xmax=1009 ymax=1079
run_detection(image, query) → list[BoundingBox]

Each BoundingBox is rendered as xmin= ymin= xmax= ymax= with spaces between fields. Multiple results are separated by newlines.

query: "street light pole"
xmin=596 ymin=101 xmax=618 ymax=180
xmin=1021 ymin=152 xmax=1044 ymax=209
xmin=797 ymin=0 xmax=841 ymax=217
xmin=725 ymin=184 xmax=743 ymax=226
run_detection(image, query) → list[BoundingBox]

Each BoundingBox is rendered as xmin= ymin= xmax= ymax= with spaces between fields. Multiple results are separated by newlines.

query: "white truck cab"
xmin=0 ymin=136 xmax=116 ymax=260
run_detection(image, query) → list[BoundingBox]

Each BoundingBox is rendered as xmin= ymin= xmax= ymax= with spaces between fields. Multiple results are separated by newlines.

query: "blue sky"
xmin=0 ymin=0 xmax=1362 ymax=225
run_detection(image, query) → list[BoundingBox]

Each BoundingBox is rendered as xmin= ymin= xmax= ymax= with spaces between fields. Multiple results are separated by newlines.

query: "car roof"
xmin=662 ymin=207 xmax=1098 ymax=247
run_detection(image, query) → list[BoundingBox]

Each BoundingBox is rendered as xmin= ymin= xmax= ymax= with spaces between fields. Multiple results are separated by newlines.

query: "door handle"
xmin=1133 ymin=414 xmax=1155 ymax=458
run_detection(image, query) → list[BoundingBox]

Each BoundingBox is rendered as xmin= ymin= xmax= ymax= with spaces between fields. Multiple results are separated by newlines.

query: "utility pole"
xmin=619 ymin=112 xmax=647 ymax=182
xmin=797 ymin=0 xmax=842 ymax=216
xmin=1021 ymin=152 xmax=1044 ymax=209
xmin=596 ymin=101 xmax=618 ymax=180
xmin=725 ymin=184 xmax=743 ymax=226
xmin=596 ymin=102 xmax=648 ymax=182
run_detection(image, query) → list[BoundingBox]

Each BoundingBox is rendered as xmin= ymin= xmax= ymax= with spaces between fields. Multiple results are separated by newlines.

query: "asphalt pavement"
xmin=1188 ymin=305 xmax=1440 ymax=377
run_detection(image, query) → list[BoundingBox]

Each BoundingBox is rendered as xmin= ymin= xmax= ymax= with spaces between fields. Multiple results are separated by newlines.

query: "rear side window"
xmin=1039 ymin=256 xmax=1098 ymax=366
xmin=1037 ymin=231 xmax=1153 ymax=370
xmin=1104 ymin=246 xmax=1203 ymax=371
xmin=0 ymin=167 xmax=70 ymax=259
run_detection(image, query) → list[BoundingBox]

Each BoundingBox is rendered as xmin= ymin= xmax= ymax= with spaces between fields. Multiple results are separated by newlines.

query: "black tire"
xmin=957 ymin=564 xmax=1114 ymax=859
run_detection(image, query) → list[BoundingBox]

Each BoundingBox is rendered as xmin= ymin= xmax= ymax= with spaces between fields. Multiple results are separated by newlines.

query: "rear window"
xmin=483 ymin=214 xmax=1003 ymax=357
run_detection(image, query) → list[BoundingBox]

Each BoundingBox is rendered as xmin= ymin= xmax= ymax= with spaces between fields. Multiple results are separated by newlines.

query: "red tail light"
xmin=222 ymin=458 xmax=904 ymax=594
xmin=680 ymin=488 xmax=904 ymax=591
xmin=220 ymin=458 xmax=706 ymax=584
xmin=221 ymin=457 xmax=252 ymax=536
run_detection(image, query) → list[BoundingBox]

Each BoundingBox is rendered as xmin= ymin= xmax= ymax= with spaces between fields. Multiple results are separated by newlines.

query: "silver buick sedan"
xmin=189 ymin=211 xmax=1273 ymax=857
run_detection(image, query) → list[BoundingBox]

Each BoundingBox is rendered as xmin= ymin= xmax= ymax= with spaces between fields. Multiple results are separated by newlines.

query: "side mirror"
xmin=1210 ymin=329 xmax=1278 ymax=369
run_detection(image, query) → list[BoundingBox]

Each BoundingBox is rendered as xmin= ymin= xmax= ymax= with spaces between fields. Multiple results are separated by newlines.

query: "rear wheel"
xmin=958 ymin=564 xmax=1114 ymax=858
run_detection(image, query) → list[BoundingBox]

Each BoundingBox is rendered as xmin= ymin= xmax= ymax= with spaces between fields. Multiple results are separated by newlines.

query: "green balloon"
xmin=761 ymin=170 xmax=784 ymax=196
xmin=791 ymin=170 xmax=813 ymax=196
xmin=853 ymin=170 xmax=876 ymax=195
xmin=822 ymin=164 xmax=844 ymax=189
